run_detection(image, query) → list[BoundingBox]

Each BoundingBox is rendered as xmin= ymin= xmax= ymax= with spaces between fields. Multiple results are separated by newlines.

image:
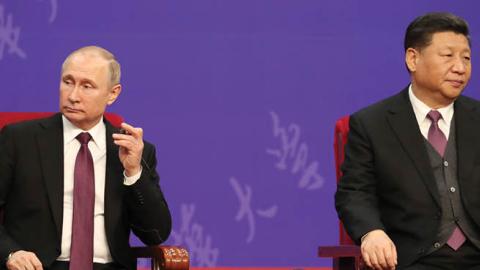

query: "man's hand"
xmin=361 ymin=229 xmax=397 ymax=270
xmin=6 ymin=250 xmax=43 ymax=270
xmin=112 ymin=122 xmax=144 ymax=176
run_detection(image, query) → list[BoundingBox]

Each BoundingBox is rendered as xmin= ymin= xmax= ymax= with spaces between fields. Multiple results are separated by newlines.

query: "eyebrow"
xmin=62 ymin=74 xmax=74 ymax=80
xmin=445 ymin=44 xmax=471 ymax=50
xmin=80 ymin=78 xmax=98 ymax=88
xmin=62 ymin=75 xmax=98 ymax=87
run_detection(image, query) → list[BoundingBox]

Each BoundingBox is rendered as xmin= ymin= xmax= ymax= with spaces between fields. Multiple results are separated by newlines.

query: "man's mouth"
xmin=446 ymin=79 xmax=464 ymax=88
xmin=64 ymin=106 xmax=83 ymax=113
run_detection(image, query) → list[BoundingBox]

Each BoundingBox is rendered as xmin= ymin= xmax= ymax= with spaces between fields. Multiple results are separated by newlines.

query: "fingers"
xmin=113 ymin=123 xmax=143 ymax=147
xmin=113 ymin=136 xmax=141 ymax=149
xmin=6 ymin=251 xmax=43 ymax=270
xmin=365 ymin=252 xmax=395 ymax=270
xmin=112 ymin=122 xmax=145 ymax=176
xmin=376 ymin=249 xmax=388 ymax=269
xmin=31 ymin=254 xmax=43 ymax=270
xmin=361 ymin=244 xmax=381 ymax=269
xmin=362 ymin=247 xmax=395 ymax=270
xmin=363 ymin=249 xmax=377 ymax=269
xmin=113 ymin=123 xmax=143 ymax=144
xmin=391 ymin=241 xmax=398 ymax=267
xmin=119 ymin=122 xmax=143 ymax=139
xmin=381 ymin=247 xmax=396 ymax=270
xmin=360 ymin=230 xmax=397 ymax=270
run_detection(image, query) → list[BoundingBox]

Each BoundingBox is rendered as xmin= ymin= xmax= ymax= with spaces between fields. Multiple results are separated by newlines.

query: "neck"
xmin=63 ymin=115 xmax=103 ymax=131
xmin=411 ymin=84 xmax=454 ymax=109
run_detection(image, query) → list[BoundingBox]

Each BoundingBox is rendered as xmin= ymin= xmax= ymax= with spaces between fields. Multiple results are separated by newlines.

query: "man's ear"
xmin=107 ymin=84 xmax=122 ymax=105
xmin=405 ymin=48 xmax=419 ymax=73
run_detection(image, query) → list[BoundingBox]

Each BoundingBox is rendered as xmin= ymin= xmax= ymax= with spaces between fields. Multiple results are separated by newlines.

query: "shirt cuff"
xmin=123 ymin=167 xmax=142 ymax=186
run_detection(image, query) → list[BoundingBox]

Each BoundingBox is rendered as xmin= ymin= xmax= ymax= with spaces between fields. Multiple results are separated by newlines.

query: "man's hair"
xmin=62 ymin=46 xmax=121 ymax=86
xmin=404 ymin=12 xmax=470 ymax=51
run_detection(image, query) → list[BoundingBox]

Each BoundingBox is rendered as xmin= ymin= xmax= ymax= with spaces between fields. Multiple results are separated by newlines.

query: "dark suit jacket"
xmin=0 ymin=113 xmax=171 ymax=270
xmin=335 ymin=88 xmax=480 ymax=267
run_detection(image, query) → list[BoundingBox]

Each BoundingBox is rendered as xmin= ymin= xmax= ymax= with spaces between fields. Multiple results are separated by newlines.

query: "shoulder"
xmin=456 ymin=94 xmax=480 ymax=110
xmin=1 ymin=113 xmax=61 ymax=137
xmin=142 ymin=140 xmax=156 ymax=157
xmin=351 ymin=88 xmax=408 ymax=122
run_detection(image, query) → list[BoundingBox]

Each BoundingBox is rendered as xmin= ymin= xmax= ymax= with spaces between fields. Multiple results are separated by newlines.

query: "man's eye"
xmin=64 ymin=79 xmax=73 ymax=85
xmin=464 ymin=56 xmax=471 ymax=61
xmin=83 ymin=84 xmax=93 ymax=89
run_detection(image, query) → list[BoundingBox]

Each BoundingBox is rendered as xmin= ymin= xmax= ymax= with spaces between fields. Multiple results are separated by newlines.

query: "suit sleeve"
xmin=334 ymin=114 xmax=385 ymax=243
xmin=124 ymin=142 xmax=172 ymax=245
xmin=0 ymin=126 xmax=23 ymax=262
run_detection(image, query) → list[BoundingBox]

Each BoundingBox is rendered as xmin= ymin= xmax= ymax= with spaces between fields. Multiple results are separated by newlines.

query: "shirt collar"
xmin=62 ymin=115 xmax=106 ymax=151
xmin=408 ymin=84 xmax=454 ymax=125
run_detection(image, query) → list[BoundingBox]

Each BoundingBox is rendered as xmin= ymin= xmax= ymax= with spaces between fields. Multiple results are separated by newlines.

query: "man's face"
xmin=59 ymin=53 xmax=120 ymax=130
xmin=407 ymin=31 xmax=471 ymax=107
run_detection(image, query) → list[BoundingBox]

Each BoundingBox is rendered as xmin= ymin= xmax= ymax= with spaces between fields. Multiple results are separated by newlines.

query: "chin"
xmin=441 ymin=89 xmax=463 ymax=102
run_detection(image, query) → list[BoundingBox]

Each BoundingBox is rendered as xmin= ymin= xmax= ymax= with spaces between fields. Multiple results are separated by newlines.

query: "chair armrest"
xmin=318 ymin=245 xmax=365 ymax=270
xmin=132 ymin=246 xmax=189 ymax=270
xmin=318 ymin=245 xmax=361 ymax=258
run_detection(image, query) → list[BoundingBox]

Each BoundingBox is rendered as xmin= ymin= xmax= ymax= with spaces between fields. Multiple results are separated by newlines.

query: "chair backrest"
xmin=334 ymin=115 xmax=354 ymax=245
xmin=0 ymin=112 xmax=124 ymax=129
xmin=0 ymin=112 xmax=124 ymax=224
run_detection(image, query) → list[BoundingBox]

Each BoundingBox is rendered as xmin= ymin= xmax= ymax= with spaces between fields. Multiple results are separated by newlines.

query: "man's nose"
xmin=68 ymin=86 xmax=81 ymax=102
xmin=451 ymin=56 xmax=468 ymax=74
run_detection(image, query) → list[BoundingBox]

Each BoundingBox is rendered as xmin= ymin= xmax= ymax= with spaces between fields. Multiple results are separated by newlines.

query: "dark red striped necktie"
xmin=70 ymin=132 xmax=94 ymax=270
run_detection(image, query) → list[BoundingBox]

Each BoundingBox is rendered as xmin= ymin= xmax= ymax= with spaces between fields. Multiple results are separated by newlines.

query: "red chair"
xmin=0 ymin=112 xmax=189 ymax=270
xmin=318 ymin=116 xmax=364 ymax=270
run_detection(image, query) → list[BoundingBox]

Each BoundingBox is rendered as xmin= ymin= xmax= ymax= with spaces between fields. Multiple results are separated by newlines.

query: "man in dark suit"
xmin=335 ymin=12 xmax=480 ymax=270
xmin=0 ymin=46 xmax=171 ymax=270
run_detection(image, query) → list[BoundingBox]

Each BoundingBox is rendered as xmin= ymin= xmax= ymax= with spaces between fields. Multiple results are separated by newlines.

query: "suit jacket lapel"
xmin=36 ymin=113 xmax=64 ymax=237
xmin=104 ymin=121 xmax=124 ymax=241
xmin=386 ymin=89 xmax=441 ymax=207
xmin=455 ymin=97 xmax=480 ymax=193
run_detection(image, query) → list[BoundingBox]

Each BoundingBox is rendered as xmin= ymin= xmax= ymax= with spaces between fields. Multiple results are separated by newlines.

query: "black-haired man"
xmin=336 ymin=12 xmax=480 ymax=270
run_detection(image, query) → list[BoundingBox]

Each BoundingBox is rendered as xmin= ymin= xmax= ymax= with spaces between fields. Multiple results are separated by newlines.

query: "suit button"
xmin=444 ymin=161 xmax=449 ymax=167
xmin=434 ymin=242 xmax=441 ymax=248
xmin=450 ymin=187 xmax=456 ymax=193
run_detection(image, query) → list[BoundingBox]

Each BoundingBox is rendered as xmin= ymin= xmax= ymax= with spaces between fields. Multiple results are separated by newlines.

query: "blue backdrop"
xmin=1 ymin=0 xmax=480 ymax=267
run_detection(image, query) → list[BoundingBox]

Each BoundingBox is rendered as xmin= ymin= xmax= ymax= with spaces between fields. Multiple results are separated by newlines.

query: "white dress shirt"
xmin=59 ymin=116 xmax=141 ymax=263
xmin=408 ymin=85 xmax=454 ymax=140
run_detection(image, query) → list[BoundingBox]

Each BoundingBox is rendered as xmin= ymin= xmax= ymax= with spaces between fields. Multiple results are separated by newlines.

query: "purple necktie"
xmin=427 ymin=110 xmax=466 ymax=251
xmin=70 ymin=132 xmax=94 ymax=270
xmin=447 ymin=227 xmax=466 ymax=251
xmin=427 ymin=110 xmax=447 ymax=157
